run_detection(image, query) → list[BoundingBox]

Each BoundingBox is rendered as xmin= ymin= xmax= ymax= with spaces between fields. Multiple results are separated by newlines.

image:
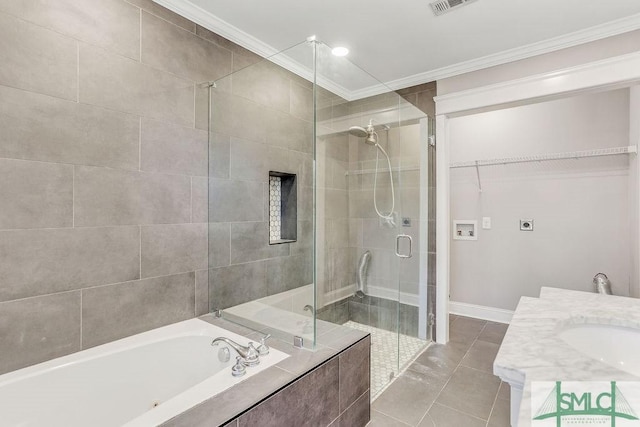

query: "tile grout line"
xmin=485 ymin=380 xmax=502 ymax=427
xmin=76 ymin=42 xmax=80 ymax=103
xmin=139 ymin=8 xmax=142 ymax=63
xmin=138 ymin=116 xmax=142 ymax=171
xmin=79 ymin=291 xmax=83 ymax=349
xmin=414 ymin=320 xmax=486 ymax=426
xmin=370 ymin=410 xmax=412 ymax=426
xmin=72 ymin=165 xmax=75 ymax=227
xmin=139 ymin=225 xmax=142 ymax=280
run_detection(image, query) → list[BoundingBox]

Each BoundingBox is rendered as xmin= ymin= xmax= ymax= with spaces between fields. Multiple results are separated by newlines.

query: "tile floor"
xmin=370 ymin=315 xmax=511 ymax=427
xmin=344 ymin=321 xmax=430 ymax=398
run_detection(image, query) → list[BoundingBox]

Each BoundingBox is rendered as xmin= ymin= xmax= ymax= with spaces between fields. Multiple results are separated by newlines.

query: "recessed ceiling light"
xmin=331 ymin=47 xmax=349 ymax=57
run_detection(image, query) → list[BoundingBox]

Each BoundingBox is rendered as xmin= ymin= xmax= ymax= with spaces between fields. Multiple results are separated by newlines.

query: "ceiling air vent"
xmin=430 ymin=0 xmax=478 ymax=16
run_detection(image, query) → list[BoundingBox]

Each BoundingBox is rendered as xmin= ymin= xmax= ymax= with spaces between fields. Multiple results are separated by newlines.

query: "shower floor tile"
xmin=343 ymin=321 xmax=429 ymax=399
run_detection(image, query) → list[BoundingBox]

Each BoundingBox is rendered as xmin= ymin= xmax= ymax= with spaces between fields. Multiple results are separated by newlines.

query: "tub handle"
xmin=231 ymin=356 xmax=246 ymax=377
xmin=257 ymin=334 xmax=271 ymax=356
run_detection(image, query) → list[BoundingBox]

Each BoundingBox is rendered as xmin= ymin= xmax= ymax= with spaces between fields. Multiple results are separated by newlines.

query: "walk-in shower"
xmin=203 ymin=39 xmax=433 ymax=400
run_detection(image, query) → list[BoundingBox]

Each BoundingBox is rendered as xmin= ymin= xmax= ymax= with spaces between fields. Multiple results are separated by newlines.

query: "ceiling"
xmin=156 ymin=0 xmax=640 ymax=98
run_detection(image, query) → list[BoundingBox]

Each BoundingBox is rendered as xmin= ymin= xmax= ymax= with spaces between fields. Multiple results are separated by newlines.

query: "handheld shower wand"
xmin=348 ymin=120 xmax=395 ymax=225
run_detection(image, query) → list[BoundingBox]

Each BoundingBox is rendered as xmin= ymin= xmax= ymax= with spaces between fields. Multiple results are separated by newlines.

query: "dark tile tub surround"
xmin=162 ymin=316 xmax=371 ymax=427
xmin=317 ymin=294 xmax=420 ymax=337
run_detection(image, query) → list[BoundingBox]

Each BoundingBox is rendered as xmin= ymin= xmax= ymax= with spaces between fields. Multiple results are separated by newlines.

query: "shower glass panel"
xmin=314 ymin=43 xmax=430 ymax=398
xmin=206 ymin=41 xmax=316 ymax=347
xmin=203 ymin=39 xmax=430 ymax=395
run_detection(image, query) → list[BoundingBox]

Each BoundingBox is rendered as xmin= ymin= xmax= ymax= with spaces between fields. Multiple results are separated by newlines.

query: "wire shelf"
xmin=449 ymin=146 xmax=637 ymax=169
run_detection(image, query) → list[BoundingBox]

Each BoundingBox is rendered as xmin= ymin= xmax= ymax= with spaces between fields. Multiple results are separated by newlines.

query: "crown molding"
xmin=153 ymin=0 xmax=640 ymax=100
xmin=434 ymin=50 xmax=640 ymax=115
xmin=383 ymin=13 xmax=640 ymax=93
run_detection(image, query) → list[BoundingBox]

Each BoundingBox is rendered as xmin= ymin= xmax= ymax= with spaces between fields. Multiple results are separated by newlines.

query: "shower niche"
xmin=269 ymin=171 xmax=297 ymax=245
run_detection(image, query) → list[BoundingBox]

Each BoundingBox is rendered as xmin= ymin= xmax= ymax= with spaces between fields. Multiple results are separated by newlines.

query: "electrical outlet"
xmin=482 ymin=217 xmax=491 ymax=229
xmin=520 ymin=219 xmax=534 ymax=231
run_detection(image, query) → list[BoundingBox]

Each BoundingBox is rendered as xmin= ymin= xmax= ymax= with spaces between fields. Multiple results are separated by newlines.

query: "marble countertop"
xmin=493 ymin=287 xmax=640 ymax=426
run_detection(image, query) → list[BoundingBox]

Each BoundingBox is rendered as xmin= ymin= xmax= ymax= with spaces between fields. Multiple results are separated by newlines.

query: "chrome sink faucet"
xmin=211 ymin=337 xmax=260 ymax=366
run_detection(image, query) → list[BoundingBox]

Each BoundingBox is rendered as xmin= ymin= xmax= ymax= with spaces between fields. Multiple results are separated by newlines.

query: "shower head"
xmin=349 ymin=124 xmax=378 ymax=145
xmin=348 ymin=126 xmax=368 ymax=138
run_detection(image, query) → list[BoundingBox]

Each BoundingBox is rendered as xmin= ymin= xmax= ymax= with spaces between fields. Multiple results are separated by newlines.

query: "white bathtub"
xmin=0 ymin=318 xmax=288 ymax=427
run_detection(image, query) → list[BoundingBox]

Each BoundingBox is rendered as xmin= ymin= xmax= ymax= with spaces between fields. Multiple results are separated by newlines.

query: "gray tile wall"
xmin=207 ymin=55 xmax=314 ymax=311
xmin=0 ymin=0 xmax=266 ymax=375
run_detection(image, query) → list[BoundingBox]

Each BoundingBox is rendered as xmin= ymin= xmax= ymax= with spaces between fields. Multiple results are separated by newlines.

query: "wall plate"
xmin=453 ymin=220 xmax=477 ymax=240
xmin=520 ymin=219 xmax=534 ymax=231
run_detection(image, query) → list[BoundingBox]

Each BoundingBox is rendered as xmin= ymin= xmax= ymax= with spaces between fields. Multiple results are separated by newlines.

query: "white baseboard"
xmin=449 ymin=301 xmax=513 ymax=324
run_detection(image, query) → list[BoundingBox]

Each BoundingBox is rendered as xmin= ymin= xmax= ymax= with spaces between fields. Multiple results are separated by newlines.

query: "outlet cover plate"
xmin=520 ymin=219 xmax=534 ymax=231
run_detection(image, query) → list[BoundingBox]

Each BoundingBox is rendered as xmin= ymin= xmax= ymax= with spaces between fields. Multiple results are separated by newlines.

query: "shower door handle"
xmin=395 ymin=234 xmax=412 ymax=258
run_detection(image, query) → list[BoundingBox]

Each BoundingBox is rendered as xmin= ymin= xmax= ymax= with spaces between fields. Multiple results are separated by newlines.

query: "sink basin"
xmin=559 ymin=324 xmax=640 ymax=377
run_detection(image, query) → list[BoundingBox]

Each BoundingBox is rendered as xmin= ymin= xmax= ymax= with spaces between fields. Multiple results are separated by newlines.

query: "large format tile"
xmin=0 ymin=12 xmax=76 ymax=100
xmin=229 ymin=222 xmax=289 ymax=264
xmin=238 ymin=358 xmax=340 ymax=426
xmin=435 ymin=366 xmax=500 ymax=420
xmin=141 ymin=12 xmax=231 ymax=82
xmin=79 ymin=44 xmax=194 ymax=127
xmin=141 ymin=118 xmax=208 ymax=176
xmin=82 ymin=273 xmax=195 ymax=348
xmin=0 ymin=227 xmax=140 ymax=302
xmin=488 ymin=393 xmax=510 ymax=427
xmin=460 ymin=339 xmax=500 ymax=373
xmin=369 ymin=411 xmax=411 ymax=427
xmin=0 ymin=159 xmax=72 ymax=229
xmin=339 ymin=337 xmax=370 ymax=412
xmin=210 ymin=91 xmax=269 ymax=143
xmin=191 ymin=176 xmax=208 ymax=223
xmin=74 ymin=166 xmax=191 ymax=226
xmin=0 ymin=291 xmax=81 ymax=374
xmin=209 ymin=179 xmax=263 ymax=222
xmin=208 ymin=222 xmax=230 ymax=268
xmin=232 ymin=60 xmax=290 ymax=112
xmin=0 ymin=85 xmax=139 ymax=170
xmin=290 ymin=80 xmax=313 ymax=121
xmin=409 ymin=342 xmax=466 ymax=382
xmin=141 ymin=223 xmax=207 ymax=278
xmin=478 ymin=322 xmax=509 ymax=345
xmin=127 ymin=0 xmax=195 ymax=32
xmin=195 ymin=269 xmax=209 ymax=316
xmin=0 ymin=0 xmax=140 ymax=60
xmin=372 ymin=369 xmax=446 ymax=426
xmin=266 ymin=109 xmax=313 ymax=153
xmin=229 ymin=137 xmax=268 ymax=182
xmin=209 ymin=261 xmax=267 ymax=310
xmin=421 ymin=403 xmax=486 ymax=427
xmin=330 ymin=390 xmax=370 ymax=427
xmin=266 ymin=253 xmax=312 ymax=295
xmin=209 ymin=132 xmax=231 ymax=179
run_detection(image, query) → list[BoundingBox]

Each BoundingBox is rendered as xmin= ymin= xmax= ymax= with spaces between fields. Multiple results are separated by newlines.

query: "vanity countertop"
xmin=494 ymin=287 xmax=640 ymax=426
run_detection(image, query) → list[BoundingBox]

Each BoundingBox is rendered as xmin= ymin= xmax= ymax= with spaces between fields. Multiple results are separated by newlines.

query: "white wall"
xmin=629 ymin=86 xmax=640 ymax=298
xmin=449 ymin=89 xmax=631 ymax=310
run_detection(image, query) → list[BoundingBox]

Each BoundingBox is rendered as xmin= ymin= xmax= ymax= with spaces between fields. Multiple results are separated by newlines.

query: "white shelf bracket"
xmin=475 ymin=160 xmax=482 ymax=192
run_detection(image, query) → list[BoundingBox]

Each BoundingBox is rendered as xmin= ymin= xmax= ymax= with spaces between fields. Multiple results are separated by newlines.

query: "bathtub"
xmin=0 ymin=318 xmax=288 ymax=427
